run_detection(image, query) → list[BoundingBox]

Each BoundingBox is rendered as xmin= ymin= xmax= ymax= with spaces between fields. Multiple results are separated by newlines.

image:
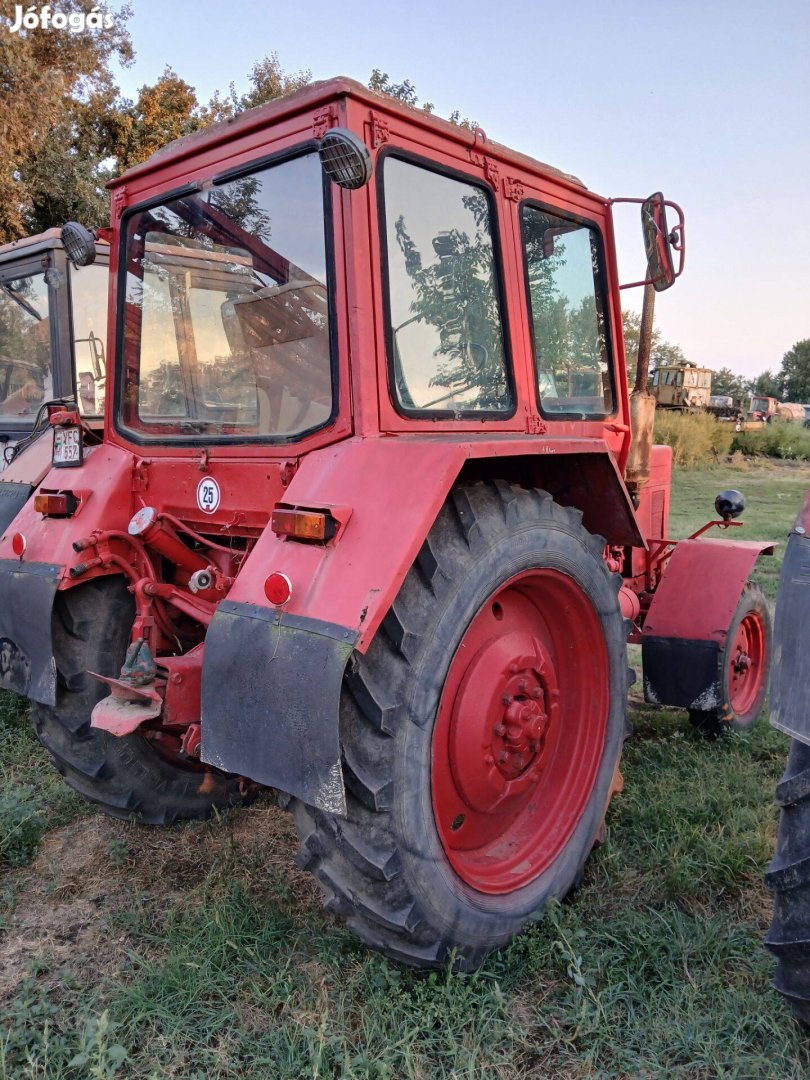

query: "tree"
xmin=111 ymin=68 xmax=200 ymax=171
xmin=368 ymin=70 xmax=433 ymax=112
xmin=202 ymin=53 xmax=312 ymax=123
xmin=622 ymin=309 xmax=686 ymax=379
xmin=751 ymin=369 xmax=782 ymax=399
xmin=0 ymin=0 xmax=133 ymax=241
xmin=368 ymin=70 xmax=476 ymax=129
xmin=710 ymin=366 xmax=749 ymax=399
xmin=779 ymin=340 xmax=810 ymax=403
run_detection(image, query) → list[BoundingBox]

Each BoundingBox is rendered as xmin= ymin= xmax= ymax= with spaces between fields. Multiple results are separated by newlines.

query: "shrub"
xmin=731 ymin=423 xmax=810 ymax=461
xmin=652 ymin=411 xmax=734 ymax=468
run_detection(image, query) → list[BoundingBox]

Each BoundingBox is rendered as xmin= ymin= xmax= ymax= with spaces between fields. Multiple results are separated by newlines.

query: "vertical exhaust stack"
xmin=624 ymin=282 xmax=656 ymax=506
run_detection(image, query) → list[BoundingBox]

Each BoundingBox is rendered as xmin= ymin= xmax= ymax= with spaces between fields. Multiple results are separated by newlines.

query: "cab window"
xmin=70 ymin=262 xmax=108 ymax=416
xmin=381 ymin=157 xmax=512 ymax=416
xmin=0 ymin=271 xmax=53 ymax=420
xmin=521 ymin=206 xmax=615 ymax=418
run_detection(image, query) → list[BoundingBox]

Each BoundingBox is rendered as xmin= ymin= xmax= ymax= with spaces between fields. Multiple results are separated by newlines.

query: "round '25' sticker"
xmin=197 ymin=476 xmax=221 ymax=514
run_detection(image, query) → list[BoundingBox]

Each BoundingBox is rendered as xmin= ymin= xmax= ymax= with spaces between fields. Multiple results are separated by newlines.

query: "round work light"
xmin=61 ymin=222 xmax=97 ymax=267
xmin=318 ymin=128 xmax=373 ymax=190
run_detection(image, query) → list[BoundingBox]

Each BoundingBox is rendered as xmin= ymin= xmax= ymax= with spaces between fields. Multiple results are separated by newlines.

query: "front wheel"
xmin=689 ymin=582 xmax=771 ymax=739
xmin=292 ymin=482 xmax=629 ymax=969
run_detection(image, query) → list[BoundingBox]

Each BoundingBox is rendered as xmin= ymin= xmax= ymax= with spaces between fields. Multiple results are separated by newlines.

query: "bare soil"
xmin=0 ymin=796 xmax=319 ymax=1004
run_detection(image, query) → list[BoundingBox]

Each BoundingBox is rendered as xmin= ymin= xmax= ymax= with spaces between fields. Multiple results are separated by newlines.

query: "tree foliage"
xmin=0 ymin=0 xmax=133 ymax=240
xmin=622 ymin=309 xmax=686 ymax=379
xmin=779 ymin=340 xmax=810 ymax=403
xmin=710 ymin=366 xmax=749 ymax=398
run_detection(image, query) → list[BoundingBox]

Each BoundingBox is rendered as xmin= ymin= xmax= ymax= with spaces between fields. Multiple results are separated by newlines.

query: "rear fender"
xmin=642 ymin=537 xmax=774 ymax=709
xmin=0 ymin=444 xmax=135 ymax=704
xmin=201 ymin=435 xmax=642 ymax=808
xmin=0 ymin=429 xmax=54 ymax=536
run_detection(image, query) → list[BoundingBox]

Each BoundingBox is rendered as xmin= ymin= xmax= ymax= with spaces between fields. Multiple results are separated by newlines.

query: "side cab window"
xmin=521 ymin=205 xmax=615 ymax=419
xmin=380 ymin=155 xmax=514 ymax=418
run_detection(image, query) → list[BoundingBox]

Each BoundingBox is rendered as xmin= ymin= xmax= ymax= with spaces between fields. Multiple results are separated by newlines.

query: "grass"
xmin=1 ymin=457 xmax=810 ymax=1078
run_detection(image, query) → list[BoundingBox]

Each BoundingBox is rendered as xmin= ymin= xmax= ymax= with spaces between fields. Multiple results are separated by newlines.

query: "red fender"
xmin=642 ymin=537 xmax=775 ymax=709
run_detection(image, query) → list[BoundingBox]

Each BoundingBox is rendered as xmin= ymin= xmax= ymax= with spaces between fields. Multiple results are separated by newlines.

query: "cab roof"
xmin=111 ymin=76 xmax=588 ymax=195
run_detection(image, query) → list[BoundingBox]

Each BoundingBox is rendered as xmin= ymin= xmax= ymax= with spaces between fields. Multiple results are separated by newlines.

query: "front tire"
xmin=31 ymin=577 xmax=247 ymax=824
xmin=689 ymin=582 xmax=771 ymax=739
xmin=293 ymin=482 xmax=628 ymax=969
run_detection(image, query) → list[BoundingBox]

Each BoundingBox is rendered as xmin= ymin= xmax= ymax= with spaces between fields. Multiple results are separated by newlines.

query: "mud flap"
xmin=770 ymin=530 xmax=810 ymax=745
xmin=0 ymin=482 xmax=33 ymax=537
xmin=642 ymin=637 xmax=722 ymax=710
xmin=200 ymin=600 xmax=356 ymax=814
xmin=0 ymin=559 xmax=60 ymax=703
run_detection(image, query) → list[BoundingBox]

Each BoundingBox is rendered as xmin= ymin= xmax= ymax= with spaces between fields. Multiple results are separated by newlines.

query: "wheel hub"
xmin=493 ymin=676 xmax=548 ymax=779
xmin=447 ymin=631 xmax=560 ymax=815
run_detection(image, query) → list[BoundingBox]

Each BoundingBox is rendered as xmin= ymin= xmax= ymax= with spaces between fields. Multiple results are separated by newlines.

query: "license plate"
xmin=53 ymin=426 xmax=83 ymax=467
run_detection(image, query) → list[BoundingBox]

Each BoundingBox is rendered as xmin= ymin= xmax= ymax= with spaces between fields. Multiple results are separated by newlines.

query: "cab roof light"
xmin=271 ymin=507 xmax=336 ymax=543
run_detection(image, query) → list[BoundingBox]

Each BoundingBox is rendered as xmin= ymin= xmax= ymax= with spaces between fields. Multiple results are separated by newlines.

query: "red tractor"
xmin=0 ymin=79 xmax=774 ymax=969
xmin=0 ymin=227 xmax=109 ymax=533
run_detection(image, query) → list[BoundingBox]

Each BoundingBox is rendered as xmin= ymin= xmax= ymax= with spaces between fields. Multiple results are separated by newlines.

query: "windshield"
xmin=0 ymin=271 xmax=53 ymax=421
xmin=120 ymin=152 xmax=334 ymax=442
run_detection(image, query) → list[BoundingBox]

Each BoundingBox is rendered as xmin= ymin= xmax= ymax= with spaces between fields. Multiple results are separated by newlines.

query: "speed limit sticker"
xmin=196 ymin=476 xmax=221 ymax=514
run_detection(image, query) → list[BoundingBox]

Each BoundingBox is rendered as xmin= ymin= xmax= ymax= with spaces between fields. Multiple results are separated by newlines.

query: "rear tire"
xmin=292 ymin=482 xmax=628 ymax=969
xmin=765 ymin=739 xmax=810 ymax=1025
xmin=689 ymin=582 xmax=771 ymax=739
xmin=31 ymin=577 xmax=246 ymax=824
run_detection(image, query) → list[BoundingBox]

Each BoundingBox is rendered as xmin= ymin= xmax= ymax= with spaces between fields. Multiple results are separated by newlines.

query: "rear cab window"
xmin=380 ymin=155 xmax=514 ymax=418
xmin=520 ymin=205 xmax=615 ymax=419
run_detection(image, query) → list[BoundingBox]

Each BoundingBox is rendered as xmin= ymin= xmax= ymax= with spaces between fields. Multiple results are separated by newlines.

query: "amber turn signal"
xmin=271 ymin=507 xmax=336 ymax=542
xmin=34 ymin=491 xmax=77 ymax=517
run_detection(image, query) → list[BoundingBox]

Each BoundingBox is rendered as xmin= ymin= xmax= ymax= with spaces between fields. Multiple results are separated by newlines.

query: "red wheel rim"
xmin=431 ymin=569 xmax=610 ymax=895
xmin=727 ymin=611 xmax=766 ymax=716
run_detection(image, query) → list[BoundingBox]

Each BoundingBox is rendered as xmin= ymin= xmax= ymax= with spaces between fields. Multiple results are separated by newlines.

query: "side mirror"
xmin=611 ymin=194 xmax=686 ymax=291
xmin=642 ymin=193 xmax=676 ymax=291
xmin=61 ymin=222 xmax=97 ymax=268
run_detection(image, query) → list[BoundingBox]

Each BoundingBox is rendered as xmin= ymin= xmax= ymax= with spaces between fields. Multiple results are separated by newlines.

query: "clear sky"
xmin=112 ymin=0 xmax=809 ymax=379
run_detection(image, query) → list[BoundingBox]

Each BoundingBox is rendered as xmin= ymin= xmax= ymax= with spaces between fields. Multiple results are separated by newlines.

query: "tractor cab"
xmin=0 ymin=78 xmax=774 ymax=972
xmin=650 ymin=361 xmax=712 ymax=411
xmin=0 ymin=228 xmax=109 ymax=529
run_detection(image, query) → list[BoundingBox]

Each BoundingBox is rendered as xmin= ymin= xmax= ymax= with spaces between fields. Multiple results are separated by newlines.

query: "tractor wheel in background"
xmin=765 ymin=738 xmax=810 ymax=1025
xmin=31 ymin=576 xmax=247 ymax=824
xmin=689 ymin=582 xmax=771 ymax=740
xmin=292 ymin=482 xmax=628 ymax=970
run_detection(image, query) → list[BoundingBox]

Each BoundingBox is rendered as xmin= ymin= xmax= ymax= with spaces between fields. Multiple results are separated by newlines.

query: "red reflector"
xmin=264 ymin=572 xmax=292 ymax=606
xmin=11 ymin=532 xmax=26 ymax=558
xmin=271 ymin=507 xmax=334 ymax=541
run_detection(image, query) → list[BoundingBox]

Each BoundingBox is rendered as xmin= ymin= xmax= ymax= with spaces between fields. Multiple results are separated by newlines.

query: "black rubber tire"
xmin=291 ymin=482 xmax=628 ymax=970
xmin=765 ymin=738 xmax=810 ymax=1025
xmin=689 ymin=582 xmax=771 ymax=740
xmin=31 ymin=577 xmax=246 ymax=824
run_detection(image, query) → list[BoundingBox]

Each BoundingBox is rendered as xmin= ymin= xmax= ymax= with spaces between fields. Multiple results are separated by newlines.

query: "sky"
xmin=111 ymin=0 xmax=809 ymax=379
